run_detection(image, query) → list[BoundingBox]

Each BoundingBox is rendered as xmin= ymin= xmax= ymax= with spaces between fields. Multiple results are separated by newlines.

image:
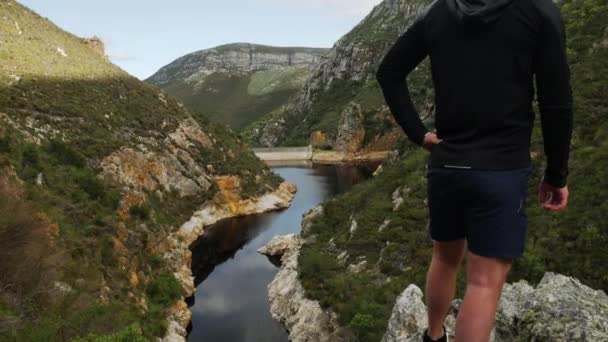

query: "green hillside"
xmin=297 ymin=0 xmax=608 ymax=340
xmin=147 ymin=44 xmax=327 ymax=131
xmin=0 ymin=1 xmax=281 ymax=340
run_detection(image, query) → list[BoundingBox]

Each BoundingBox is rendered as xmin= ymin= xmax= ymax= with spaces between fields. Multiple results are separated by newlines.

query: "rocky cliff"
xmin=243 ymin=0 xmax=433 ymax=152
xmin=0 ymin=1 xmax=290 ymax=340
xmin=147 ymin=43 xmax=328 ymax=130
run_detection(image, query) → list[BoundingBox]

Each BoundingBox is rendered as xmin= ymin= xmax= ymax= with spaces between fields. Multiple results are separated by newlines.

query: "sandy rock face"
xmin=382 ymin=273 xmax=608 ymax=342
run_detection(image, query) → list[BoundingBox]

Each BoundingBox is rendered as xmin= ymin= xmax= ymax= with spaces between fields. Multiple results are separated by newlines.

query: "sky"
xmin=17 ymin=0 xmax=383 ymax=80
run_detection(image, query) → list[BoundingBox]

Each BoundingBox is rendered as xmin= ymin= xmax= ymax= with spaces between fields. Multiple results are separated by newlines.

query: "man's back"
xmin=376 ymin=0 xmax=573 ymax=187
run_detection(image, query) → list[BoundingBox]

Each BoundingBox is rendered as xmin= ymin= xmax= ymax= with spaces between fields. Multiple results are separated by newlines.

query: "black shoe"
xmin=422 ymin=327 xmax=448 ymax=342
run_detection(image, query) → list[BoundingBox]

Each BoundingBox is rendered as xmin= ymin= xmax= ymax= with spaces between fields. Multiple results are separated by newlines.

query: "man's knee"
xmin=466 ymin=252 xmax=512 ymax=289
xmin=432 ymin=239 xmax=466 ymax=269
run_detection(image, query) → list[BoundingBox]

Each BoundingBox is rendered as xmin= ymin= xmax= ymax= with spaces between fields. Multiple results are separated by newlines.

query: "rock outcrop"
xmin=383 ymin=273 xmax=608 ymax=342
xmin=334 ymin=103 xmax=366 ymax=153
xmin=264 ymin=234 xmax=345 ymax=342
xmin=257 ymin=233 xmax=300 ymax=257
xmin=262 ymin=207 xmax=352 ymax=342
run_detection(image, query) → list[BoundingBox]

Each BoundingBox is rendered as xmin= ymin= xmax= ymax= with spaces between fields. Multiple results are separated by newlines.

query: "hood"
xmin=446 ymin=0 xmax=514 ymax=26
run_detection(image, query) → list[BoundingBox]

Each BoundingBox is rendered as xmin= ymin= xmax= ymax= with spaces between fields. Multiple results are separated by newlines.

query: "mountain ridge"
xmin=146 ymin=43 xmax=328 ymax=130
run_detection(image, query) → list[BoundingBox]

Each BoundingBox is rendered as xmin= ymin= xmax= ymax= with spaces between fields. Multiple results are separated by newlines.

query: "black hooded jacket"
xmin=376 ymin=0 xmax=573 ymax=187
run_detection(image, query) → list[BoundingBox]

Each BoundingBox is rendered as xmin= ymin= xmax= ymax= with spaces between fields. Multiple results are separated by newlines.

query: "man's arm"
xmin=375 ymin=12 xmax=430 ymax=147
xmin=533 ymin=0 xmax=573 ymax=188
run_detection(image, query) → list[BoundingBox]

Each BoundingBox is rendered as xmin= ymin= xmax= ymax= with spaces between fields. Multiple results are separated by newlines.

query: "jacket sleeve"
xmin=533 ymin=0 xmax=573 ymax=188
xmin=375 ymin=12 xmax=430 ymax=147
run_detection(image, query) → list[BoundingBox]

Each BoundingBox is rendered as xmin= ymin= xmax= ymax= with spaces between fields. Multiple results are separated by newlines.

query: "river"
xmin=187 ymin=161 xmax=380 ymax=342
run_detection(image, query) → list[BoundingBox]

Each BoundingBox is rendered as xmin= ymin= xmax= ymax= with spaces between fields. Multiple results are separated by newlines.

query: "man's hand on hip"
xmin=538 ymin=180 xmax=569 ymax=211
xmin=423 ymin=132 xmax=443 ymax=152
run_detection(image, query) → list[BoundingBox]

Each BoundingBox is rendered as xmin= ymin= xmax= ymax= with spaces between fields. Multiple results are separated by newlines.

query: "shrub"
xmin=46 ymin=140 xmax=86 ymax=167
xmin=145 ymin=273 xmax=181 ymax=307
xmin=74 ymin=169 xmax=106 ymax=200
xmin=129 ymin=204 xmax=150 ymax=221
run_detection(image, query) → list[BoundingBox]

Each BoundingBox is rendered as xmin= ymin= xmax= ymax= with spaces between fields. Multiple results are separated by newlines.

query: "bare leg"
xmin=426 ymin=239 xmax=466 ymax=339
xmin=454 ymin=252 xmax=512 ymax=342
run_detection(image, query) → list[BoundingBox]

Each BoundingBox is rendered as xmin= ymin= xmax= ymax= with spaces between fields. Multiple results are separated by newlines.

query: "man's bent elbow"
xmin=375 ymin=64 xmax=390 ymax=85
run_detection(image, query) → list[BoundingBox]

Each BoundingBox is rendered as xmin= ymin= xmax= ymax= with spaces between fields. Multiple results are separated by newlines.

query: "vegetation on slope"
xmin=147 ymin=44 xmax=325 ymax=131
xmin=298 ymin=0 xmax=608 ymax=340
xmin=158 ymin=68 xmax=308 ymax=131
xmin=0 ymin=1 xmax=281 ymax=340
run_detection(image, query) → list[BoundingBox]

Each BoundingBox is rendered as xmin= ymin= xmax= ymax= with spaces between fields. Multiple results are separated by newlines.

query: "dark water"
xmin=187 ymin=161 xmax=379 ymax=342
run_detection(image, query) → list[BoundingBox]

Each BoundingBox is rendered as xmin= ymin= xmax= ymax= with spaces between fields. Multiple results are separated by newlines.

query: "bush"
xmin=146 ymin=273 xmax=181 ymax=307
xmin=74 ymin=169 xmax=106 ymax=200
xmin=129 ymin=204 xmax=150 ymax=221
xmin=46 ymin=140 xmax=86 ymax=167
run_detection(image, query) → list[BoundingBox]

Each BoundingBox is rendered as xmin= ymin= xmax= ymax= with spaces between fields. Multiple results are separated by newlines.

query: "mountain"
xmin=0 ymin=1 xmax=292 ymax=340
xmin=242 ymin=0 xmax=434 ymax=152
xmin=262 ymin=0 xmax=608 ymax=340
xmin=146 ymin=43 xmax=328 ymax=130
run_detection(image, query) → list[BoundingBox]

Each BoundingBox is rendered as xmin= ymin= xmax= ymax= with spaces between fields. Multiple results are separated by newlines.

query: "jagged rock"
xmin=373 ymin=164 xmax=384 ymax=177
xmin=301 ymin=205 xmax=324 ymax=236
xmin=337 ymin=250 xmax=349 ymax=265
xmin=496 ymin=273 xmax=608 ymax=341
xmin=392 ymin=186 xmax=404 ymax=211
xmin=378 ymin=218 xmax=391 ymax=232
xmin=382 ymin=285 xmax=429 ymax=342
xmin=334 ymin=102 xmax=365 ymax=153
xmin=257 ymin=233 xmax=300 ymax=257
xmin=347 ymin=259 xmax=368 ymax=273
xmin=267 ymin=233 xmax=349 ymax=342
xmin=82 ymin=36 xmax=105 ymax=57
xmin=348 ymin=218 xmax=358 ymax=237
xmin=382 ymin=273 xmax=608 ymax=342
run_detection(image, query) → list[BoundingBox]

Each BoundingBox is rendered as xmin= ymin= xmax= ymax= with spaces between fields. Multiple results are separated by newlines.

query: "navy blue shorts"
xmin=426 ymin=164 xmax=532 ymax=259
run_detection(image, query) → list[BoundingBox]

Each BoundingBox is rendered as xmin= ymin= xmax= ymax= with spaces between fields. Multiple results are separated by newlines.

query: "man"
xmin=375 ymin=0 xmax=573 ymax=340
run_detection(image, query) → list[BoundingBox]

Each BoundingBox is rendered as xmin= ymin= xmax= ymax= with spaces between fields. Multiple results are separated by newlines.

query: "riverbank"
xmin=312 ymin=150 xmax=392 ymax=164
xmin=253 ymin=147 xmax=393 ymax=164
xmin=158 ymin=181 xmax=297 ymax=341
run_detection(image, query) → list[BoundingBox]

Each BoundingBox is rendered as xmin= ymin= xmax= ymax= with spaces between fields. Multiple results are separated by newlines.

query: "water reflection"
xmin=187 ymin=162 xmax=379 ymax=342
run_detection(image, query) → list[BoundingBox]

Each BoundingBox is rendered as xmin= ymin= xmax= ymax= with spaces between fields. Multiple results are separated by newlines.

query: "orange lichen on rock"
xmin=213 ymin=176 xmax=242 ymax=213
